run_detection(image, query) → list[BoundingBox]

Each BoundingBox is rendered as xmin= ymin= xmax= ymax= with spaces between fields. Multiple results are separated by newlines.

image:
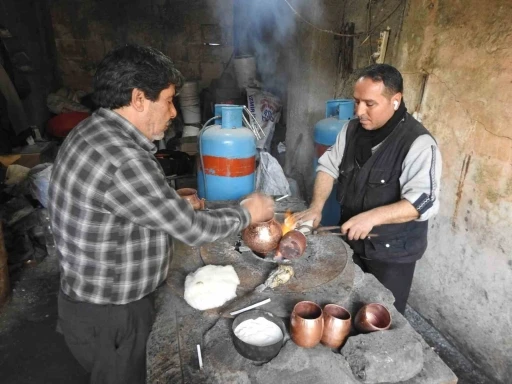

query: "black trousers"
xmin=353 ymin=254 xmax=416 ymax=314
xmin=58 ymin=291 xmax=156 ymax=384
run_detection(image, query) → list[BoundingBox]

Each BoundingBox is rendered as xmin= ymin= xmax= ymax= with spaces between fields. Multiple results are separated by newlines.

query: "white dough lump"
xmin=184 ymin=265 xmax=240 ymax=310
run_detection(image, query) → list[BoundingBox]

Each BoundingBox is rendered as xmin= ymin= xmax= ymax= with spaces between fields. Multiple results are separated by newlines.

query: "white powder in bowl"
xmin=234 ymin=317 xmax=283 ymax=347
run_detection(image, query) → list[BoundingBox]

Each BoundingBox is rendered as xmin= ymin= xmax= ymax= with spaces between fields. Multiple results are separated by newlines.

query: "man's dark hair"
xmin=92 ymin=44 xmax=185 ymax=109
xmin=359 ymin=64 xmax=403 ymax=96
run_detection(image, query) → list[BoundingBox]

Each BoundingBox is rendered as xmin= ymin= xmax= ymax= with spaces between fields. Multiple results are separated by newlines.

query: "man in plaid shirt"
xmin=48 ymin=45 xmax=274 ymax=384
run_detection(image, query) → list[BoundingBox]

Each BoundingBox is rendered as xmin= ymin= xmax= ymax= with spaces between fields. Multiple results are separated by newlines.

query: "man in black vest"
xmin=293 ymin=64 xmax=442 ymax=314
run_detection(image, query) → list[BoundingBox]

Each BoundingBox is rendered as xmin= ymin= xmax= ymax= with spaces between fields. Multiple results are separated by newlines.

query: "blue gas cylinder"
xmin=198 ymin=105 xmax=256 ymax=200
xmin=314 ymin=99 xmax=355 ymax=226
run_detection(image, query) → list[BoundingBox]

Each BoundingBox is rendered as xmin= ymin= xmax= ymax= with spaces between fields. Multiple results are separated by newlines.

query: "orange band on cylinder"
xmin=202 ymin=156 xmax=255 ymax=177
xmin=315 ymin=143 xmax=330 ymax=158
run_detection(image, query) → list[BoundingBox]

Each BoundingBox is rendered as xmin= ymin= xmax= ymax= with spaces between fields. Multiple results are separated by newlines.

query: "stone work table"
xmin=147 ymin=199 xmax=457 ymax=384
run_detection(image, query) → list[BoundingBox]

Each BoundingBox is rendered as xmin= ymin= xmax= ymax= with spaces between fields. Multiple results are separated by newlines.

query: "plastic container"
xmin=234 ymin=55 xmax=257 ymax=89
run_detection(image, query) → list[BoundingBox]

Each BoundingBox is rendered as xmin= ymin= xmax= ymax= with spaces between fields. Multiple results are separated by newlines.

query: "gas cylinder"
xmin=314 ymin=99 xmax=355 ymax=226
xmin=198 ymin=105 xmax=256 ymax=200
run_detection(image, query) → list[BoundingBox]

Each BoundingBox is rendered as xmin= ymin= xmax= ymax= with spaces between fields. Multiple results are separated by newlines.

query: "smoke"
xmin=207 ymin=0 xmax=327 ymax=100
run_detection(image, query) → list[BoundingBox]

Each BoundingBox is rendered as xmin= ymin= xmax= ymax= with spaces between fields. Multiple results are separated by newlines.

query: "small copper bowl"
xmin=290 ymin=301 xmax=324 ymax=348
xmin=176 ymin=188 xmax=205 ymax=210
xmin=277 ymin=230 xmax=307 ymax=260
xmin=320 ymin=304 xmax=351 ymax=349
xmin=354 ymin=303 xmax=391 ymax=333
xmin=242 ymin=217 xmax=282 ymax=255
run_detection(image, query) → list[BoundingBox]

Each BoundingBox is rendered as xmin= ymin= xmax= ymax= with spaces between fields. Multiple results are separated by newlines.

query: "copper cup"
xmin=241 ymin=217 xmax=282 ymax=255
xmin=277 ymin=229 xmax=307 ymax=260
xmin=176 ymin=188 xmax=205 ymax=210
xmin=320 ymin=304 xmax=351 ymax=349
xmin=354 ymin=303 xmax=391 ymax=333
xmin=290 ymin=301 xmax=324 ymax=348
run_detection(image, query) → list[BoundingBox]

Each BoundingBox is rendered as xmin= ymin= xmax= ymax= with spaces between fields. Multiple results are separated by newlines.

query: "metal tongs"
xmin=297 ymin=224 xmax=378 ymax=240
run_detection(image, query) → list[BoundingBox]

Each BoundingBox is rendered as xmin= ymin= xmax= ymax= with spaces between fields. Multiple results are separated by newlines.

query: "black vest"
xmin=337 ymin=113 xmax=432 ymax=263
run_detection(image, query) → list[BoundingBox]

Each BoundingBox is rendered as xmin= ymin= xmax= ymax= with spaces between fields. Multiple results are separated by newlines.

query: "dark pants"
xmin=353 ymin=254 xmax=416 ymax=314
xmin=58 ymin=291 xmax=156 ymax=384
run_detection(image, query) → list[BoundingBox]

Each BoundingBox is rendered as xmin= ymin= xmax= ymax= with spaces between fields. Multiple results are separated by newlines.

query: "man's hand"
xmin=341 ymin=211 xmax=376 ymax=240
xmin=290 ymin=207 xmax=323 ymax=229
xmin=241 ymin=193 xmax=275 ymax=224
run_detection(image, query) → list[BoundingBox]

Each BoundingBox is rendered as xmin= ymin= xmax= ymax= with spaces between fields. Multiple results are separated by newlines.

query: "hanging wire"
xmin=282 ymin=0 xmax=360 ymax=37
xmin=283 ymin=0 xmax=407 ymax=42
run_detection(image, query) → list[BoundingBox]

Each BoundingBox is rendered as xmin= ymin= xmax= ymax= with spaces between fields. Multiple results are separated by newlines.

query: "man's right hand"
xmin=290 ymin=207 xmax=323 ymax=229
xmin=241 ymin=193 xmax=275 ymax=224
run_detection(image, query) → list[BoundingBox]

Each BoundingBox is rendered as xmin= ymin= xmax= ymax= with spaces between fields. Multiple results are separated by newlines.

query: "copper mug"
xmin=176 ymin=188 xmax=205 ymax=210
xmin=290 ymin=301 xmax=324 ymax=348
xmin=354 ymin=303 xmax=391 ymax=333
xmin=320 ymin=304 xmax=352 ymax=349
xmin=276 ymin=229 xmax=307 ymax=260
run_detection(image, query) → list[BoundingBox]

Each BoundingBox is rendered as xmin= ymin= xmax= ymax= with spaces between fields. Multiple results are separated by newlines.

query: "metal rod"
xmin=275 ymin=194 xmax=289 ymax=202
xmin=196 ymin=344 xmax=203 ymax=370
xmin=229 ymin=298 xmax=271 ymax=316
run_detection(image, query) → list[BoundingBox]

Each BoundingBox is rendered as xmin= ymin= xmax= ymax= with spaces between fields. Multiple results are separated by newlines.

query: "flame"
xmin=282 ymin=210 xmax=296 ymax=235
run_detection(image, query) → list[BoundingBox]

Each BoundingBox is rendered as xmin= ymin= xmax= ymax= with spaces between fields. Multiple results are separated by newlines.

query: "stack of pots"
xmin=179 ymin=81 xmax=201 ymax=127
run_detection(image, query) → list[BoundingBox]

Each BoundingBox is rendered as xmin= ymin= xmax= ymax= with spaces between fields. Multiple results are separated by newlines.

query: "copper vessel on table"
xmin=290 ymin=301 xmax=324 ymax=348
xmin=354 ymin=303 xmax=391 ymax=333
xmin=176 ymin=188 xmax=205 ymax=210
xmin=242 ymin=217 xmax=282 ymax=255
xmin=320 ymin=304 xmax=352 ymax=349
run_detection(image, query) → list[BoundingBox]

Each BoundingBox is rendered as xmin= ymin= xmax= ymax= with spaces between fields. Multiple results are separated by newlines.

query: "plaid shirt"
xmin=48 ymin=108 xmax=250 ymax=305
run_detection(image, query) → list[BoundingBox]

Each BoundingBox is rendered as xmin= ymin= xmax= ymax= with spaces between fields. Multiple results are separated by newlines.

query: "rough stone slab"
xmin=341 ymin=330 xmax=424 ymax=383
xmin=202 ymin=316 xmax=360 ymax=384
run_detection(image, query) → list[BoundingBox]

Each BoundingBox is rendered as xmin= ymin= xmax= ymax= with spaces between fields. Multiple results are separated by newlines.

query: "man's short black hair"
xmin=92 ymin=44 xmax=185 ymax=109
xmin=359 ymin=64 xmax=403 ymax=96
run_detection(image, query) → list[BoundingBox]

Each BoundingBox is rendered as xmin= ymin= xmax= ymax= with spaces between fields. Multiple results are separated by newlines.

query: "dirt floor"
xmin=0 ymin=255 xmax=495 ymax=384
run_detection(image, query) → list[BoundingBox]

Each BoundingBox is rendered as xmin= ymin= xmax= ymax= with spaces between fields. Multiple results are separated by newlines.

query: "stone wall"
xmin=390 ymin=1 xmax=512 ymax=382
xmin=50 ymin=0 xmax=234 ymax=92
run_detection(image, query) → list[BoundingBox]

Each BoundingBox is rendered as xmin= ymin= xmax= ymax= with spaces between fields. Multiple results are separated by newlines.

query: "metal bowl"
xmin=231 ymin=310 xmax=286 ymax=362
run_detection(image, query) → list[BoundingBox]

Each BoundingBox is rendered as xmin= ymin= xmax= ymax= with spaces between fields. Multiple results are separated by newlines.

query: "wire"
xmin=366 ymin=0 xmax=406 ymax=37
xmin=283 ymin=0 xmax=407 ymax=44
xmin=282 ymin=0 xmax=361 ymax=37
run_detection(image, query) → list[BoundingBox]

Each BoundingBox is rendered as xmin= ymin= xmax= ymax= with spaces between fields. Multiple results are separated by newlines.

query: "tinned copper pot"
xmin=290 ymin=301 xmax=324 ymax=348
xmin=354 ymin=303 xmax=391 ymax=333
xmin=276 ymin=229 xmax=307 ymax=260
xmin=320 ymin=304 xmax=351 ymax=349
xmin=242 ymin=217 xmax=282 ymax=255
xmin=176 ymin=188 xmax=205 ymax=210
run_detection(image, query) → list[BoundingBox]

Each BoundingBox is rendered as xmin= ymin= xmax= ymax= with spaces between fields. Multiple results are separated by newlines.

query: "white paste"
xmin=184 ymin=265 xmax=240 ymax=310
xmin=234 ymin=317 xmax=283 ymax=347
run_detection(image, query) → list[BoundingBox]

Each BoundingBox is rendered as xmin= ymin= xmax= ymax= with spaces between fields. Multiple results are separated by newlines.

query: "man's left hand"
xmin=341 ymin=211 xmax=376 ymax=240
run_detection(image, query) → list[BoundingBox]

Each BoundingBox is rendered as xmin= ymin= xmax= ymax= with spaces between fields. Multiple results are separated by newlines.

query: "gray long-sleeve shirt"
xmin=317 ymin=122 xmax=442 ymax=221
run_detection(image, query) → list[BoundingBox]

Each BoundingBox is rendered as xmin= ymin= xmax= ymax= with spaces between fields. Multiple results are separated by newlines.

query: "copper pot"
xmin=290 ymin=301 xmax=324 ymax=348
xmin=354 ymin=303 xmax=391 ymax=333
xmin=176 ymin=188 xmax=205 ymax=210
xmin=320 ymin=304 xmax=351 ymax=349
xmin=242 ymin=217 xmax=282 ymax=255
xmin=276 ymin=229 xmax=307 ymax=260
